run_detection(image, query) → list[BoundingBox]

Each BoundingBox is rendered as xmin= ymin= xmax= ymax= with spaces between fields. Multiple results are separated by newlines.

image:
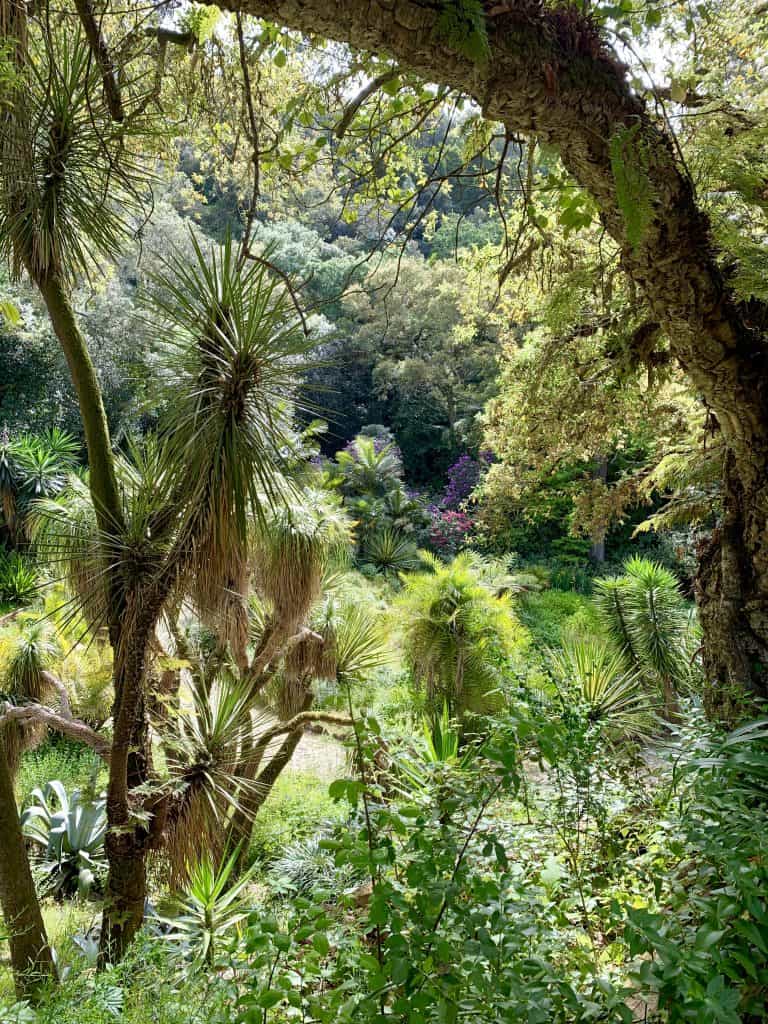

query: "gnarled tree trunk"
xmin=218 ymin=0 xmax=768 ymax=708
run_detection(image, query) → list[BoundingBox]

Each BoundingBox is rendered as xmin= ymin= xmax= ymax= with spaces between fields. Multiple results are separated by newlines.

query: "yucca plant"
xmin=21 ymin=780 xmax=106 ymax=898
xmin=549 ymin=638 xmax=657 ymax=741
xmin=250 ymin=488 xmax=352 ymax=652
xmin=396 ymin=553 xmax=525 ymax=718
xmin=163 ymin=847 xmax=257 ymax=967
xmin=0 ymin=28 xmax=149 ymax=285
xmin=594 ymin=557 xmax=696 ymax=719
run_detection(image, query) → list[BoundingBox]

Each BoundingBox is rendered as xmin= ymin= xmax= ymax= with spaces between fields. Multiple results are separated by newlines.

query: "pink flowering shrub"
xmin=429 ymin=507 xmax=473 ymax=555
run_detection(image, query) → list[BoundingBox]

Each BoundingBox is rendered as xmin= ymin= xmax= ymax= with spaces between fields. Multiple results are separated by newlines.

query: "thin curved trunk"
xmin=588 ymin=456 xmax=608 ymax=565
xmin=227 ymin=690 xmax=313 ymax=874
xmin=0 ymin=743 xmax=56 ymax=998
xmin=34 ymin=274 xmax=124 ymax=554
xmin=230 ymin=725 xmax=308 ymax=875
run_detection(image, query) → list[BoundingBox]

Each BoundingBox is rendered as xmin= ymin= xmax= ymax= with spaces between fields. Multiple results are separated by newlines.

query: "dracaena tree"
xmin=0 ymin=9 xmax=330 ymax=983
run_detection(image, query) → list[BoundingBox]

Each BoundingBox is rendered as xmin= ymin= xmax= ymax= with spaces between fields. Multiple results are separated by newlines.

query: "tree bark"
xmin=0 ymin=743 xmax=56 ymax=998
xmin=35 ymin=274 xmax=124 ymax=554
xmin=588 ymin=455 xmax=608 ymax=565
xmin=217 ymin=0 xmax=768 ymax=707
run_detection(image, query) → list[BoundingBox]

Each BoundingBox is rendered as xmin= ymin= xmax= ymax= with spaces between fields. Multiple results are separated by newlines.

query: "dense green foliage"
xmin=2 ymin=0 xmax=768 ymax=1019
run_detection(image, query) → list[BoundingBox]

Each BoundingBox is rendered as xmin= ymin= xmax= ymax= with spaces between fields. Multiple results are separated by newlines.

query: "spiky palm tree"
xmin=594 ymin=558 xmax=695 ymax=719
xmin=0 ymin=429 xmax=78 ymax=546
xmin=0 ymin=10 xmax=158 ymax=986
xmin=336 ymin=435 xmax=403 ymax=498
xmin=15 ymin=229 xmax=319 ymax=969
xmin=396 ymin=553 xmax=525 ymax=718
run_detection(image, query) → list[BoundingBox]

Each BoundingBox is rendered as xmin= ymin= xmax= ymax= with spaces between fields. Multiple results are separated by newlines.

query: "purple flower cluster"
xmin=442 ymin=454 xmax=482 ymax=509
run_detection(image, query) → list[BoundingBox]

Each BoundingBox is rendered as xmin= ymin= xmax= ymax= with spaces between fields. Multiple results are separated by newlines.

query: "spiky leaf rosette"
xmin=146 ymin=234 xmax=317 ymax=631
xmin=29 ymin=442 xmax=177 ymax=637
xmin=163 ymin=671 xmax=272 ymax=883
xmin=0 ymin=28 xmax=150 ymax=282
xmin=362 ymin=528 xmax=419 ymax=577
xmin=549 ymin=639 xmax=657 ymax=742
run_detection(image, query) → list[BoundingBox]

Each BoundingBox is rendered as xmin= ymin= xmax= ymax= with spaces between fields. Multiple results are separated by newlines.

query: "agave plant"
xmin=269 ymin=828 xmax=356 ymax=897
xmin=163 ymin=847 xmax=256 ymax=967
xmin=361 ymin=528 xmax=419 ymax=577
xmin=21 ymin=780 xmax=107 ymax=898
xmin=548 ymin=639 xmax=657 ymax=741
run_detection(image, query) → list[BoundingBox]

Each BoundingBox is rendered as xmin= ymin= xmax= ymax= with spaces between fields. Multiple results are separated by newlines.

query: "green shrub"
xmin=518 ymin=588 xmax=601 ymax=650
xmin=16 ymin=738 xmax=104 ymax=806
xmin=0 ymin=551 xmax=38 ymax=605
xmin=1 ymin=930 xmax=227 ymax=1024
xmin=247 ymin=770 xmax=347 ymax=864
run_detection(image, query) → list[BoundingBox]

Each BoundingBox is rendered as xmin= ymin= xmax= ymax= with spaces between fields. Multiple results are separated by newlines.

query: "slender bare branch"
xmin=74 ymin=0 xmax=124 ymax=122
xmin=334 ymin=67 xmax=399 ymax=139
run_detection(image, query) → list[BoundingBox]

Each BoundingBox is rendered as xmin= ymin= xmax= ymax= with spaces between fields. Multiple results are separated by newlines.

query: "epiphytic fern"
xmin=609 ymin=123 xmax=655 ymax=250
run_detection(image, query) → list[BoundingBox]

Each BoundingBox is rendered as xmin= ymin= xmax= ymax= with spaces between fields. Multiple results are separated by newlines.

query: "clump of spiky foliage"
xmin=142 ymin=235 xmax=320 ymax=651
xmin=396 ymin=552 xmax=527 ymax=717
xmin=594 ymin=557 xmax=697 ymax=717
xmin=335 ymin=435 xmax=403 ymax=499
xmin=0 ymin=28 xmax=150 ymax=283
xmin=29 ymin=443 xmax=177 ymax=637
xmin=269 ymin=597 xmax=389 ymax=720
xmin=549 ymin=638 xmax=657 ymax=742
xmin=0 ymin=428 xmax=78 ymax=546
xmin=163 ymin=847 xmax=257 ymax=967
xmin=361 ymin=528 xmax=419 ymax=578
xmin=162 ymin=667 xmax=273 ymax=884
xmin=251 ymin=488 xmax=352 ymax=640
xmin=0 ymin=617 xmax=59 ymax=772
